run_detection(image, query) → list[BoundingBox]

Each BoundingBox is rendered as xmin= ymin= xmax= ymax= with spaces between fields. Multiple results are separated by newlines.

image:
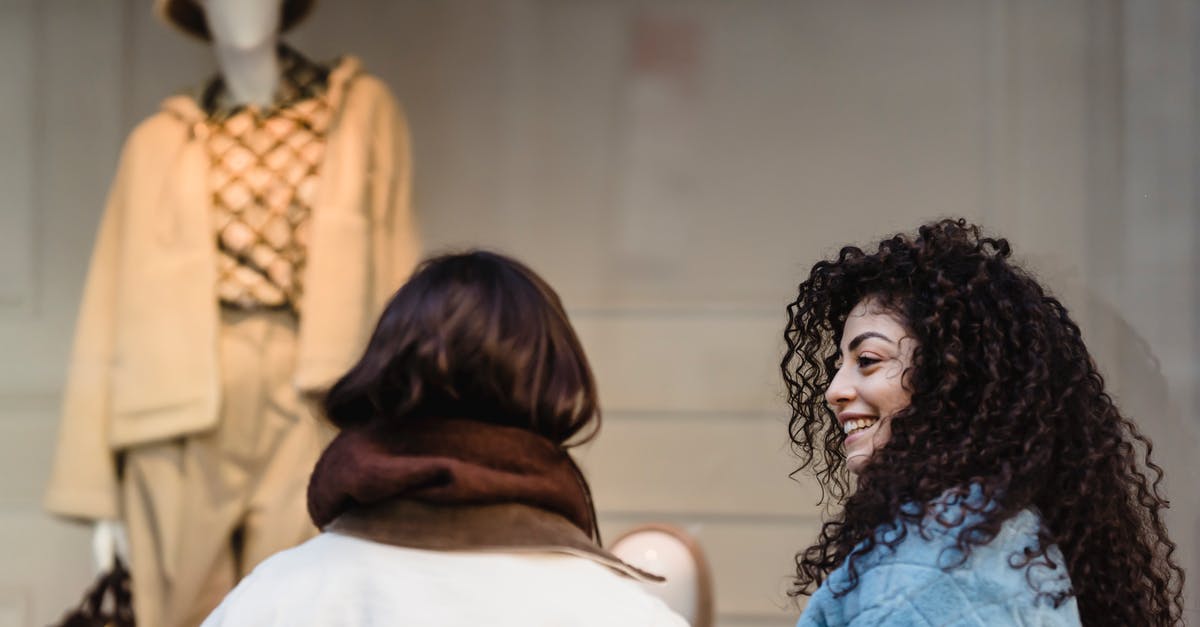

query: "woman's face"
xmin=824 ymin=298 xmax=916 ymax=474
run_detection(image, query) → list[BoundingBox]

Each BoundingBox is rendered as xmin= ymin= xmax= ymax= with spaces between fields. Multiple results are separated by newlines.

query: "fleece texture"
xmin=798 ymin=493 xmax=1081 ymax=627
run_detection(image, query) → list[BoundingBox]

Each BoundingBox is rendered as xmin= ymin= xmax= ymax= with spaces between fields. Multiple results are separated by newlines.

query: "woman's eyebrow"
xmin=847 ymin=331 xmax=893 ymax=352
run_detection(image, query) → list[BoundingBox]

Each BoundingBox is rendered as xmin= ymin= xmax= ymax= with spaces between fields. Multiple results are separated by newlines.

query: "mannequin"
xmin=90 ymin=0 xmax=284 ymax=578
xmin=45 ymin=1 xmax=419 ymax=624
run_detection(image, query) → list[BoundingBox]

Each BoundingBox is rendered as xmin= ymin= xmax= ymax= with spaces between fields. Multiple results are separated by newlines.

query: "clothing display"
xmin=45 ymin=48 xmax=418 ymax=627
xmin=201 ymin=418 xmax=688 ymax=626
xmin=206 ymin=47 xmax=332 ymax=311
xmin=797 ymin=490 xmax=1082 ymax=627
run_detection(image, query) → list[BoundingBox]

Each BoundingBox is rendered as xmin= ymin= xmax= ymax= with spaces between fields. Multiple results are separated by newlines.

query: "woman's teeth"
xmin=843 ymin=418 xmax=878 ymax=436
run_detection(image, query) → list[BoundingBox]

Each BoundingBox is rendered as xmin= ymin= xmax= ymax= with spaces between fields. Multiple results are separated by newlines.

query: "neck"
xmin=211 ymin=38 xmax=280 ymax=107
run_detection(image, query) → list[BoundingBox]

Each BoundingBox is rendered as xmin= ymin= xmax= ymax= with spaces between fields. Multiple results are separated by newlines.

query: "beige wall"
xmin=1 ymin=1 xmax=1196 ymax=625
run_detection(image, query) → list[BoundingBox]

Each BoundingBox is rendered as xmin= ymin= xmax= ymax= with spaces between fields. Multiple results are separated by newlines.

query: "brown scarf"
xmin=306 ymin=418 xmax=663 ymax=581
xmin=308 ymin=417 xmax=600 ymax=541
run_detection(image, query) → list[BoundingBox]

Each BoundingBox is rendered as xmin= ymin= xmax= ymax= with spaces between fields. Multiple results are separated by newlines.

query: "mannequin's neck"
xmin=212 ymin=38 xmax=280 ymax=107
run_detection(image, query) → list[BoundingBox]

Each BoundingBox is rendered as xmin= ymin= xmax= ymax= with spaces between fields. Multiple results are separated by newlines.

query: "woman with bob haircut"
xmin=203 ymin=251 xmax=687 ymax=627
xmin=783 ymin=219 xmax=1184 ymax=626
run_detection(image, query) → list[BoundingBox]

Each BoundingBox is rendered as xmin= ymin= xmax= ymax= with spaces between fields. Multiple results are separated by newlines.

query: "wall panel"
xmin=578 ymin=413 xmax=821 ymax=517
xmin=0 ymin=1 xmax=126 ymax=396
xmin=0 ymin=1 xmax=36 ymax=314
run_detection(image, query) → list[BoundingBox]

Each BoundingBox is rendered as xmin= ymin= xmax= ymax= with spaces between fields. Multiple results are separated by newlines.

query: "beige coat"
xmin=45 ymin=57 xmax=419 ymax=522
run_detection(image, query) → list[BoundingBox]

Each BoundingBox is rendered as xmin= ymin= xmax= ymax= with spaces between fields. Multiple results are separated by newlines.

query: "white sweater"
xmin=203 ymin=532 xmax=690 ymax=626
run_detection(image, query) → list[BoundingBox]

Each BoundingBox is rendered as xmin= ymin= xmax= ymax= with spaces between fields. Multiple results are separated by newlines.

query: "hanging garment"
xmin=122 ymin=309 xmax=331 ymax=626
xmin=45 ymin=52 xmax=419 ymax=523
xmin=44 ymin=51 xmax=419 ymax=627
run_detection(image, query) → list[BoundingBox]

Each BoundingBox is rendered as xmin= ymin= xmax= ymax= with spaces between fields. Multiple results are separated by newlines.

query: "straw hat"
xmin=156 ymin=0 xmax=314 ymax=41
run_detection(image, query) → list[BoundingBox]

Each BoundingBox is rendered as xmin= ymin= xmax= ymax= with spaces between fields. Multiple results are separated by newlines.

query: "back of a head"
xmin=323 ymin=251 xmax=598 ymax=445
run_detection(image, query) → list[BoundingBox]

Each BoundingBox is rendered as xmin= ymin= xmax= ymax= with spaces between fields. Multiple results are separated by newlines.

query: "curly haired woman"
xmin=783 ymin=219 xmax=1184 ymax=626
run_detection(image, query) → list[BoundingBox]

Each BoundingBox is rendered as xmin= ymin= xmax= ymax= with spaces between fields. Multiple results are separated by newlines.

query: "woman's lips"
xmin=842 ymin=420 xmax=879 ymax=447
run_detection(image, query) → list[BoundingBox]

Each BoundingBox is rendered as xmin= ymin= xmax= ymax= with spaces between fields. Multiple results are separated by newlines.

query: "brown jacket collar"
xmin=328 ymin=500 xmax=664 ymax=583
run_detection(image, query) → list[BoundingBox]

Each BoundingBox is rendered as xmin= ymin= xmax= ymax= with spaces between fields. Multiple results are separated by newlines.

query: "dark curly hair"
xmin=781 ymin=219 xmax=1184 ymax=626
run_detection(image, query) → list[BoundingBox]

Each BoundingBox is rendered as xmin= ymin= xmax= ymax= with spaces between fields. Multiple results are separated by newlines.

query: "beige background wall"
xmin=1 ymin=1 xmax=1197 ymax=625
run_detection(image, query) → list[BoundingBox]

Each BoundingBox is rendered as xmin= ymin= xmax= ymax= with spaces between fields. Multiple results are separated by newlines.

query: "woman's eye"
xmin=856 ymin=356 xmax=880 ymax=368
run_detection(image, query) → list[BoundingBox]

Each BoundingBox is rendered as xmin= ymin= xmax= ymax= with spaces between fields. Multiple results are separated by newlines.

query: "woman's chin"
xmin=845 ymin=452 xmax=871 ymax=475
xmin=843 ymin=421 xmax=889 ymax=475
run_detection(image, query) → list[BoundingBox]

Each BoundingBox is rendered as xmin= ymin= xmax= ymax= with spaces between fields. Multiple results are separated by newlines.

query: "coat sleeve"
xmin=43 ymin=137 xmax=134 ymax=522
xmin=368 ymin=83 xmax=420 ymax=311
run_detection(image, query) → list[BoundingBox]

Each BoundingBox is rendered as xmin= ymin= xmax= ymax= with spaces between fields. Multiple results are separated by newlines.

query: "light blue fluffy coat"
xmin=797 ymin=492 xmax=1082 ymax=627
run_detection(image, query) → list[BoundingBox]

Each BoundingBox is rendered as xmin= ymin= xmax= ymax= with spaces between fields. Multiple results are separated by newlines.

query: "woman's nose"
xmin=824 ymin=368 xmax=856 ymax=408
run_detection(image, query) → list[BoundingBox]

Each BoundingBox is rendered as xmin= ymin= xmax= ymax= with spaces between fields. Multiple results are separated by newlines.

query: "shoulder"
xmin=870 ymin=507 xmax=1072 ymax=602
xmin=333 ymin=71 xmax=409 ymax=138
xmin=344 ymin=72 xmax=394 ymax=101
xmin=454 ymin=551 xmax=690 ymax=626
xmin=201 ymin=534 xmax=375 ymax=625
xmin=799 ymin=508 xmax=1079 ymax=627
xmin=115 ymin=104 xmax=194 ymax=160
xmin=333 ymin=62 xmax=400 ymax=112
xmin=203 ymin=534 xmax=688 ymax=626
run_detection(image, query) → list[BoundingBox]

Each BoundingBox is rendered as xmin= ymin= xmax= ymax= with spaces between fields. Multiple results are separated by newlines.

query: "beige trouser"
xmin=120 ymin=309 xmax=333 ymax=627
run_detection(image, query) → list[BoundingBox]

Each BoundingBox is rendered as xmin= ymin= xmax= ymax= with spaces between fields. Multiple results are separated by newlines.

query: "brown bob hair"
xmin=323 ymin=250 xmax=599 ymax=446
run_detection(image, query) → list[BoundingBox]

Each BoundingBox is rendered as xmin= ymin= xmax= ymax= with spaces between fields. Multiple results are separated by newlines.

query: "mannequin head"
xmin=156 ymin=0 xmax=313 ymax=42
xmin=198 ymin=0 xmax=283 ymax=50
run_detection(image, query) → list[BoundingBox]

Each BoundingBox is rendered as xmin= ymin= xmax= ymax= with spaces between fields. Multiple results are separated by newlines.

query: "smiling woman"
xmin=781 ymin=219 xmax=1184 ymax=627
xmin=825 ymin=299 xmax=915 ymax=475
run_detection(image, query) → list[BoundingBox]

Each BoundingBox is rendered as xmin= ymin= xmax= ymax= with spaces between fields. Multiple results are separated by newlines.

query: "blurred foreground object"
xmin=610 ymin=523 xmax=714 ymax=627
